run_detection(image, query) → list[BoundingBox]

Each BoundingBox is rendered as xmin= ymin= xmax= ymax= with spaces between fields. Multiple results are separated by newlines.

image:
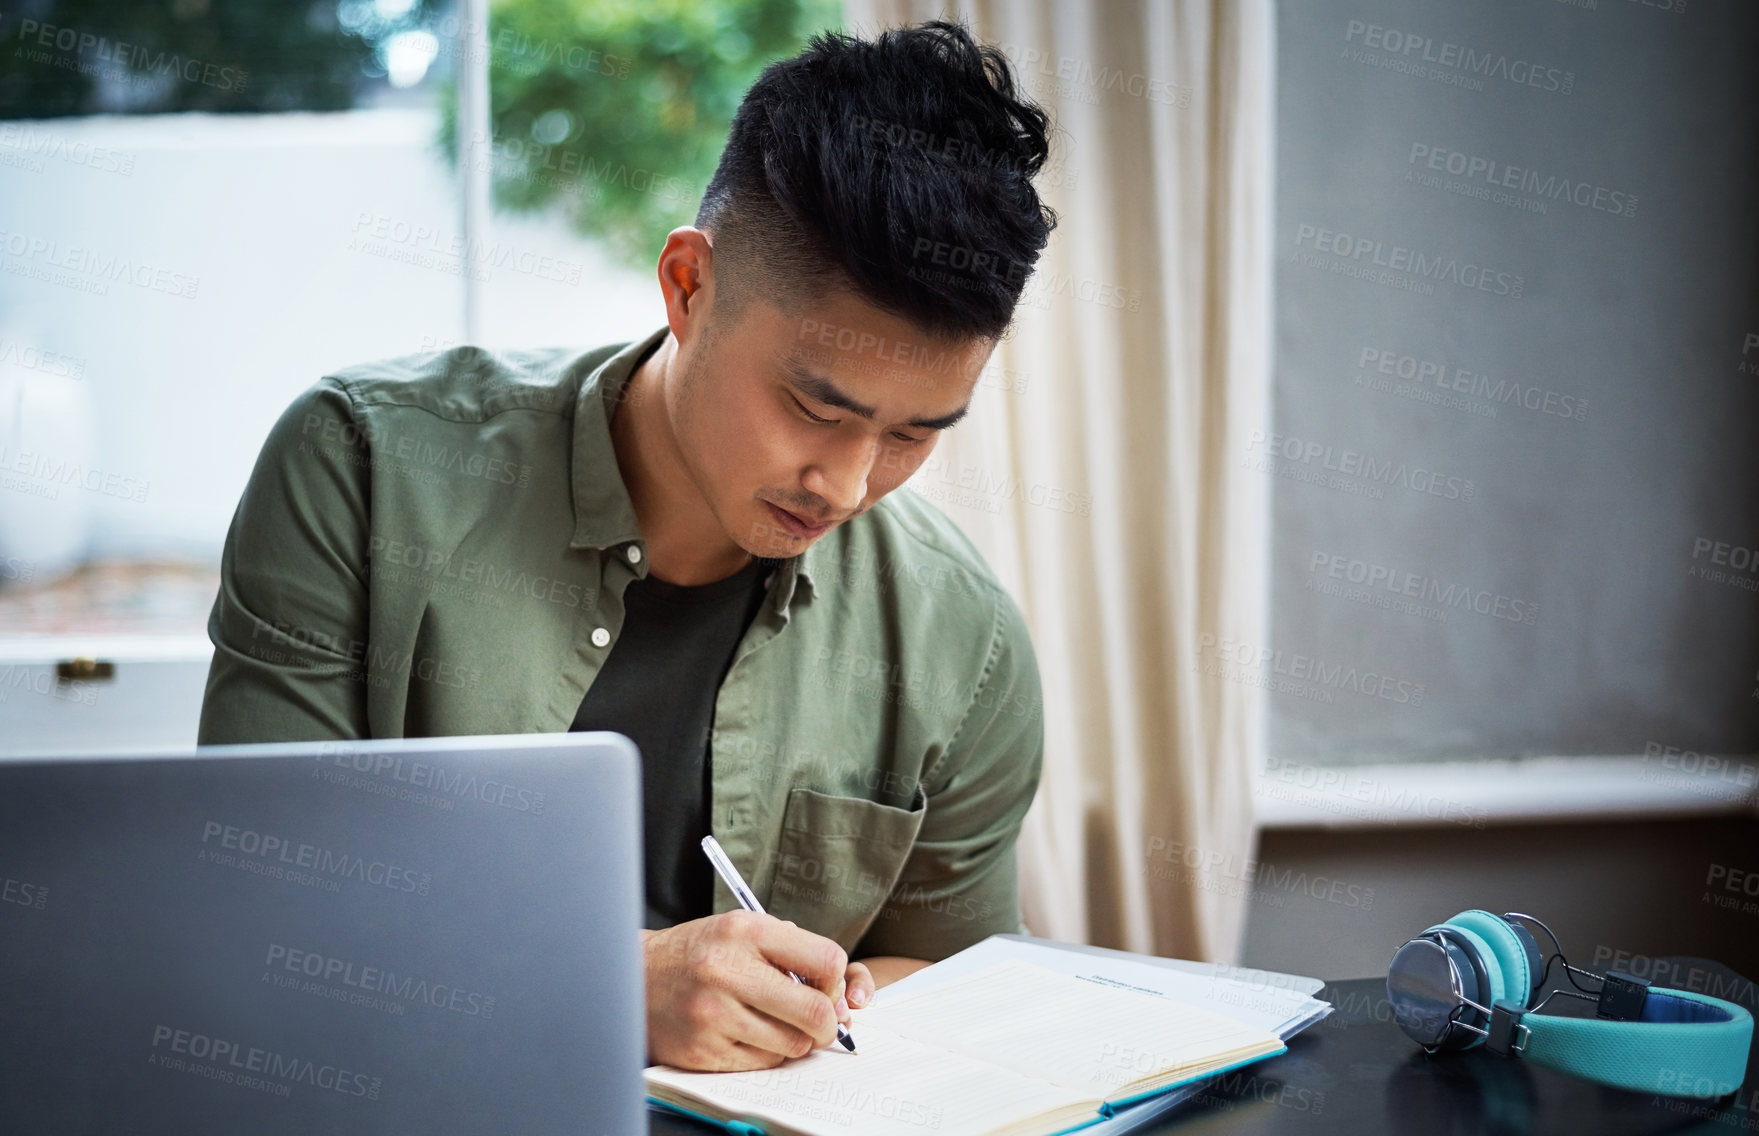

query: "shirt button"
xmin=626 ymin=545 xmax=642 ymax=564
xmin=590 ymin=627 xmax=611 ymax=648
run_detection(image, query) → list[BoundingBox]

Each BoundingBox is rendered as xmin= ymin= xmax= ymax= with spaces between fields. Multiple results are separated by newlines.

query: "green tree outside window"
xmin=440 ymin=0 xmax=839 ymax=267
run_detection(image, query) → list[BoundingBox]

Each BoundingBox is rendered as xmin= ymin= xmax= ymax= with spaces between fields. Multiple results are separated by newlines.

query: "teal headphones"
xmin=1386 ymin=909 xmax=1753 ymax=1099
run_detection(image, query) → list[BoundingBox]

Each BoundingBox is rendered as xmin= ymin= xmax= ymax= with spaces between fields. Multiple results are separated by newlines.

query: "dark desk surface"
xmin=651 ymin=958 xmax=1759 ymax=1136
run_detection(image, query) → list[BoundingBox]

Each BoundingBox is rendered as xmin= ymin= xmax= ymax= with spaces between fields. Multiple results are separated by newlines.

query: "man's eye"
xmin=890 ymin=431 xmax=929 ymax=444
xmin=791 ymin=395 xmax=835 ymax=424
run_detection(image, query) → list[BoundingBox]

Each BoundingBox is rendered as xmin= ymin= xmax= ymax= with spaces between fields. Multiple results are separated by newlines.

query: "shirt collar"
xmin=568 ymin=326 xmax=819 ymax=611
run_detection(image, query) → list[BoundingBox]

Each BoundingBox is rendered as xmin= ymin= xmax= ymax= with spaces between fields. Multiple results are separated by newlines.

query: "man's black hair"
xmin=695 ymin=19 xmax=1058 ymax=343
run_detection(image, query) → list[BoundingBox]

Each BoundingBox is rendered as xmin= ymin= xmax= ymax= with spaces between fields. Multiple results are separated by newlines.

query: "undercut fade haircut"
xmin=695 ymin=19 xmax=1058 ymax=343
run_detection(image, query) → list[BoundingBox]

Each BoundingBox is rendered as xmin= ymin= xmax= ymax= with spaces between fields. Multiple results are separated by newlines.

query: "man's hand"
xmin=644 ymin=911 xmax=865 ymax=1071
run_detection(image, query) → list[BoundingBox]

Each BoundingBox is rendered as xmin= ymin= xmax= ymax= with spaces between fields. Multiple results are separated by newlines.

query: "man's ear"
xmin=655 ymin=227 xmax=714 ymax=347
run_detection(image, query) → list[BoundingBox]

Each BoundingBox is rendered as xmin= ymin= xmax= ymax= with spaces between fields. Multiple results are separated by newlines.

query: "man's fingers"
xmin=833 ymin=974 xmax=849 ymax=1019
xmin=755 ymin=918 xmax=848 ymax=995
xmin=726 ymin=1040 xmax=788 ymax=1071
xmin=708 ymin=943 xmax=839 ymax=1045
xmin=724 ymin=1002 xmax=824 ymax=1061
xmin=844 ymin=961 xmax=875 ymax=1010
xmin=739 ymin=969 xmax=840 ymax=1045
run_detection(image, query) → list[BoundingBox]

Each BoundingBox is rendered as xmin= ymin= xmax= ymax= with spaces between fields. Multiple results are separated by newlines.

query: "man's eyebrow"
xmin=783 ymin=360 xmax=970 ymax=432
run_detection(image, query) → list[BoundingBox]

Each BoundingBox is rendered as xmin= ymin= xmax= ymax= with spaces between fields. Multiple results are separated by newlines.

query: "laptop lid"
xmin=0 ymin=731 xmax=646 ymax=1135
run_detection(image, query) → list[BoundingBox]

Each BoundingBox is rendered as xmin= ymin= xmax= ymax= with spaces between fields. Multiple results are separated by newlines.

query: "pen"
xmin=701 ymin=834 xmax=857 ymax=1053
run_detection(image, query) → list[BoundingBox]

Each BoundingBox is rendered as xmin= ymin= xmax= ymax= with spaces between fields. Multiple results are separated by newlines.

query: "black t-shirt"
xmin=571 ymin=554 xmax=774 ymax=930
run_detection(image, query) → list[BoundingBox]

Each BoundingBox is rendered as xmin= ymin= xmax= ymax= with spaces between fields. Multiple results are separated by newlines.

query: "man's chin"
xmin=749 ymin=529 xmax=820 ymax=559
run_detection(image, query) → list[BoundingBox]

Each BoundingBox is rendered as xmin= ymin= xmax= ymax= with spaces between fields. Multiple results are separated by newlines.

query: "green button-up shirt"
xmin=198 ymin=327 xmax=1045 ymax=961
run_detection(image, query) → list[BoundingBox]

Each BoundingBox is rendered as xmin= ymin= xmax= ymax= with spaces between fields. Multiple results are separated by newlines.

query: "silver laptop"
xmin=0 ymin=732 xmax=647 ymax=1135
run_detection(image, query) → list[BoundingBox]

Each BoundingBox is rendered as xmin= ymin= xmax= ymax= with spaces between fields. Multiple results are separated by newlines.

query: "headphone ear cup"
xmin=1502 ymin=919 xmax=1546 ymax=1005
xmin=1447 ymin=910 xmax=1530 ymax=1012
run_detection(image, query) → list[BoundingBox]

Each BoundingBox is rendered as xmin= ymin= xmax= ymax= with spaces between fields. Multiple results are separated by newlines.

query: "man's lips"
xmin=765 ymin=502 xmax=835 ymax=538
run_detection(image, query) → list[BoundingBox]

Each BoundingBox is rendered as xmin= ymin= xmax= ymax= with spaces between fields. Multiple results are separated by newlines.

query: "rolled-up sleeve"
xmin=197 ymin=379 xmax=373 ymax=744
xmin=853 ymin=585 xmax=1045 ymax=960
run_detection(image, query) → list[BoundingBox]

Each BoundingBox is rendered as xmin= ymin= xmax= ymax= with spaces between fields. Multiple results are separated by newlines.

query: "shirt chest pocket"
xmin=763 ymin=785 xmax=927 ymax=954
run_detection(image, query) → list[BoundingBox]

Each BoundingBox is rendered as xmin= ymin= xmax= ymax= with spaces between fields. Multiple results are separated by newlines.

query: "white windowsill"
xmin=0 ymin=634 xmax=214 ymax=664
xmin=1254 ymin=754 xmax=1759 ymax=829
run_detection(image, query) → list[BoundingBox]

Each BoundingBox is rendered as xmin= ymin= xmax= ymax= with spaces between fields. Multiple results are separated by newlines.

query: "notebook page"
xmin=877 ymin=936 xmax=1327 ymax=1036
xmin=645 ymin=1024 xmax=1096 ymax=1136
xmin=858 ymin=959 xmax=1284 ymax=1100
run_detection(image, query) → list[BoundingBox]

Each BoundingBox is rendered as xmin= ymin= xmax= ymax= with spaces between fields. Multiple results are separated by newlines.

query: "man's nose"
xmin=808 ymin=435 xmax=875 ymax=516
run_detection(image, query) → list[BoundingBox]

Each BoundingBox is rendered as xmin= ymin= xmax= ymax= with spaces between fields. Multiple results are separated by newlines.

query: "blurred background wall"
xmin=1244 ymin=0 xmax=1759 ymax=980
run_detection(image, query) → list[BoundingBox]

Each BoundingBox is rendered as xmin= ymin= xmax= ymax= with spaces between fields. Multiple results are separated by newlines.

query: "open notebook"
xmin=645 ymin=959 xmax=1287 ymax=1136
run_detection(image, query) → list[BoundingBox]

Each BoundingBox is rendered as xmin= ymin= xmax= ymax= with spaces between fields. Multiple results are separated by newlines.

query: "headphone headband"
xmin=1511 ymin=986 xmax=1752 ymax=1098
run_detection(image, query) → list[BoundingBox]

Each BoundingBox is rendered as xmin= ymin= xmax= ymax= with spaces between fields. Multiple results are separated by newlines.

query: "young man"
xmin=198 ymin=20 xmax=1056 ymax=1072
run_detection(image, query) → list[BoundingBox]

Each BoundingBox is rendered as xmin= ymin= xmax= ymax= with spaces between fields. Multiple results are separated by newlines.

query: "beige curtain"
xmin=842 ymin=0 xmax=1273 ymax=962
